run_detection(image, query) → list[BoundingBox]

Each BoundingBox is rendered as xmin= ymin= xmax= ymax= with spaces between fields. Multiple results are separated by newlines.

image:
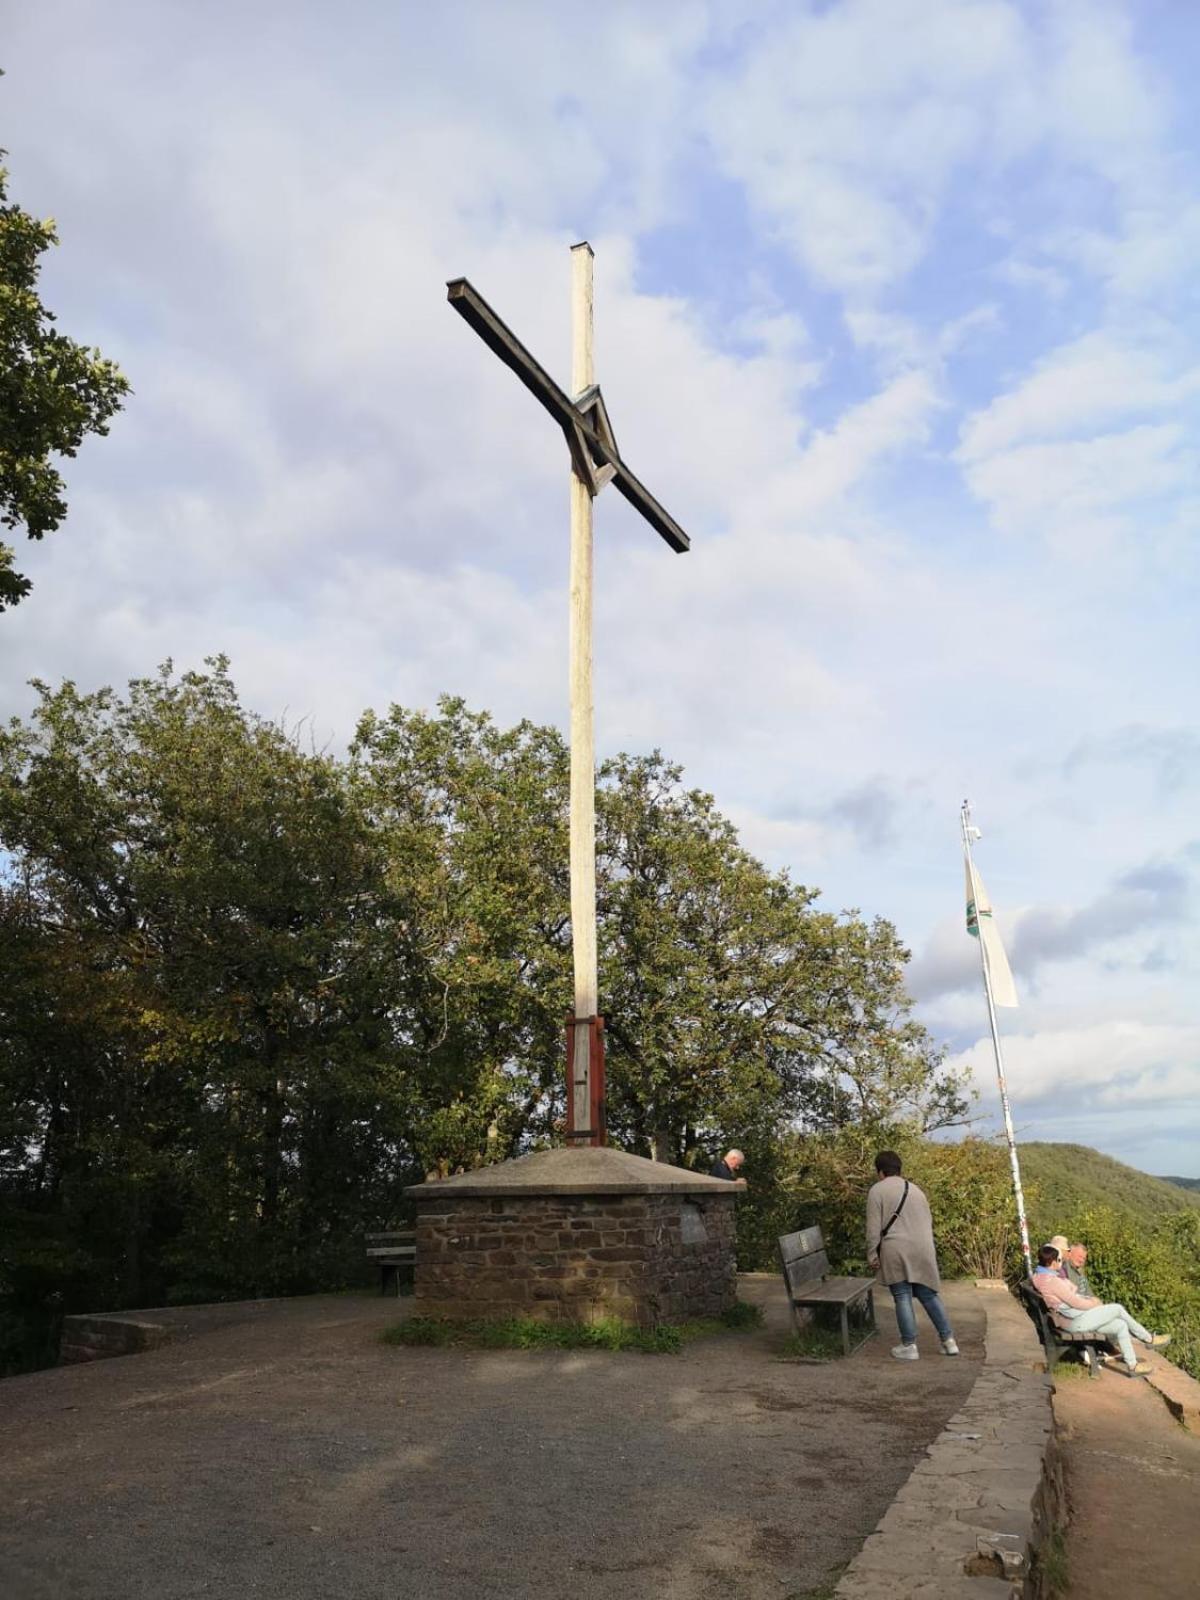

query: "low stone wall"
xmin=60 ymin=1314 xmax=176 ymax=1364
xmin=415 ymin=1190 xmax=738 ymax=1325
xmin=834 ymin=1286 xmax=1061 ymax=1600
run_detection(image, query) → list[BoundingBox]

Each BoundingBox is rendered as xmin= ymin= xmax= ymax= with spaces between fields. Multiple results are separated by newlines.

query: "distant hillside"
xmin=1019 ymin=1142 xmax=1200 ymax=1235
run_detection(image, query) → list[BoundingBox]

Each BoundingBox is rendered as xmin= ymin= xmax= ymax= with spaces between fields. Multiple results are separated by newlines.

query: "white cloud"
xmin=958 ymin=333 xmax=1200 ymax=463
xmin=950 ymin=1020 xmax=1200 ymax=1111
xmin=1 ymin=0 xmax=1199 ymax=1179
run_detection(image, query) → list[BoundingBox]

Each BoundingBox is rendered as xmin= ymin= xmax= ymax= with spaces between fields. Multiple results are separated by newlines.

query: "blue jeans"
xmin=889 ymin=1280 xmax=953 ymax=1344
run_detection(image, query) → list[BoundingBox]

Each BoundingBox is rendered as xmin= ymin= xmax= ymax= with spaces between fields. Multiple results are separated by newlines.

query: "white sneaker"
xmin=891 ymin=1343 xmax=920 ymax=1360
xmin=941 ymin=1337 xmax=960 ymax=1356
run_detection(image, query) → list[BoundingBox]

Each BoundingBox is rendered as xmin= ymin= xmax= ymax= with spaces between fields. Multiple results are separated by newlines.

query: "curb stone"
xmin=834 ymin=1287 xmax=1062 ymax=1600
xmin=1143 ymin=1349 xmax=1200 ymax=1432
xmin=60 ymin=1313 xmax=175 ymax=1363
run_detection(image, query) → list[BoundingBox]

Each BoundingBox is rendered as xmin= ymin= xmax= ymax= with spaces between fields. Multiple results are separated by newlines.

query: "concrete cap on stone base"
xmin=404 ymin=1145 xmax=747 ymax=1199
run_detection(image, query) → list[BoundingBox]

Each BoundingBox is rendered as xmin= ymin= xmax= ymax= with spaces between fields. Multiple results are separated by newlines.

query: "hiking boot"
xmin=1146 ymin=1333 xmax=1171 ymax=1349
xmin=1106 ymin=1358 xmax=1151 ymax=1377
xmin=941 ymin=1337 xmax=960 ymax=1356
xmin=891 ymin=1343 xmax=919 ymax=1361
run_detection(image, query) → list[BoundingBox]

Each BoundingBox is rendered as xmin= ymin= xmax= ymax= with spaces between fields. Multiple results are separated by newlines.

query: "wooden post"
xmin=445 ymin=249 xmax=690 ymax=1146
xmin=568 ymin=242 xmax=599 ymax=1142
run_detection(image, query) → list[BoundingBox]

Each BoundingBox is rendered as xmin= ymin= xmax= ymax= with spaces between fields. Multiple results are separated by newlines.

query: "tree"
xmin=596 ymin=752 xmax=969 ymax=1165
xmin=349 ymin=697 xmax=573 ymax=1168
xmin=0 ymin=660 xmax=412 ymax=1314
xmin=0 ymin=149 xmax=129 ymax=610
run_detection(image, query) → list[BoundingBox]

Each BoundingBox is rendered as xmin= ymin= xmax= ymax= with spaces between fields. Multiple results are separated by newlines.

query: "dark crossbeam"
xmin=446 ymin=277 xmax=690 ymax=554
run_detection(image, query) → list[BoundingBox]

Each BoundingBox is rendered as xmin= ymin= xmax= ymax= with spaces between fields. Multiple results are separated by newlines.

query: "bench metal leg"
xmin=840 ymin=1304 xmax=850 ymax=1359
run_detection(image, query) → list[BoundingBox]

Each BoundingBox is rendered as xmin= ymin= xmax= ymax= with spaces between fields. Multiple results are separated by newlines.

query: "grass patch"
xmin=384 ymin=1314 xmax=683 ymax=1354
xmin=383 ymin=1300 xmax=764 ymax=1356
xmin=1033 ymin=1526 xmax=1069 ymax=1598
xmin=1049 ymin=1355 xmax=1094 ymax=1381
xmin=778 ymin=1324 xmax=847 ymax=1362
xmin=720 ymin=1299 xmax=765 ymax=1330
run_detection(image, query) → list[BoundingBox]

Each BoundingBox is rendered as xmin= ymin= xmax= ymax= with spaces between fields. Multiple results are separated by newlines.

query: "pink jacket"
xmin=1032 ymin=1268 xmax=1099 ymax=1329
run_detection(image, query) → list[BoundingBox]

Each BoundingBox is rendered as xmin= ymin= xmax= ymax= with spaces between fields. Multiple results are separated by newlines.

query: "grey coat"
xmin=866 ymin=1175 xmax=941 ymax=1290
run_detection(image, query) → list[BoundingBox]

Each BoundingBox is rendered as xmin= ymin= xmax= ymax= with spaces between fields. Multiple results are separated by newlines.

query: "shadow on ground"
xmin=0 ymin=1276 xmax=984 ymax=1600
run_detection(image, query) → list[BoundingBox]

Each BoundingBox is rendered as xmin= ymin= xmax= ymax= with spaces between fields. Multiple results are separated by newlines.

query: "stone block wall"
xmin=60 ymin=1315 xmax=175 ymax=1364
xmin=415 ymin=1190 xmax=738 ymax=1326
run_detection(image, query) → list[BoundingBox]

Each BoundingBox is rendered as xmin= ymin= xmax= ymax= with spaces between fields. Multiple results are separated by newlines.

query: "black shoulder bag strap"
xmin=879 ymin=1180 xmax=910 ymax=1243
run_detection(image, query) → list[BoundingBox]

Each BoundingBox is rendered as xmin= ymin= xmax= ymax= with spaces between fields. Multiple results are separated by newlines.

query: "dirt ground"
xmin=0 ymin=1277 xmax=984 ymax=1600
xmin=1054 ymin=1360 xmax=1200 ymax=1600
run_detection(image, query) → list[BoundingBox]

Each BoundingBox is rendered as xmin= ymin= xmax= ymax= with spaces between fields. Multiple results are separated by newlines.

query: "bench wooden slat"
xmin=779 ymin=1226 xmax=825 ymax=1260
xmin=367 ymin=1230 xmax=416 ymax=1297
xmin=783 ymin=1249 xmax=831 ymax=1288
xmin=786 ymin=1274 xmax=874 ymax=1305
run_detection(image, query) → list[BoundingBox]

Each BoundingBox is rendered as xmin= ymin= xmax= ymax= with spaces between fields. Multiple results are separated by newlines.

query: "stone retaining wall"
xmin=415 ymin=1191 xmax=738 ymax=1325
xmin=60 ymin=1314 xmax=176 ymax=1364
xmin=834 ymin=1287 xmax=1061 ymax=1600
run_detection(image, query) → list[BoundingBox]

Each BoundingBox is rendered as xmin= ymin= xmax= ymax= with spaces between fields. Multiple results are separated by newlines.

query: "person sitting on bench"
xmin=1031 ymin=1245 xmax=1170 ymax=1377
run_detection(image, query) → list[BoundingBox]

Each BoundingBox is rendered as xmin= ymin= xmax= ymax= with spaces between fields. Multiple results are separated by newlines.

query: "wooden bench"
xmin=778 ymin=1225 xmax=876 ymax=1357
xmin=1017 ymin=1279 xmax=1108 ymax=1378
xmin=366 ymin=1230 xmax=416 ymax=1296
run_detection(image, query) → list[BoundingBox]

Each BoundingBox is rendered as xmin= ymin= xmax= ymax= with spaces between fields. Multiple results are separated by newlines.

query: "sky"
xmin=3 ymin=0 xmax=1199 ymax=1176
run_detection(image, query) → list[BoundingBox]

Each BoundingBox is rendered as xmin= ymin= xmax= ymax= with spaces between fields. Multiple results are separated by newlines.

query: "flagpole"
xmin=961 ymin=799 xmax=1033 ymax=1277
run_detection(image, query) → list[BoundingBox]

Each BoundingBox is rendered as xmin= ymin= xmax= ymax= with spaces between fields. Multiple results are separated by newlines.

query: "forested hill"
xmin=1020 ymin=1142 xmax=1200 ymax=1233
xmin=1162 ymin=1176 xmax=1200 ymax=1194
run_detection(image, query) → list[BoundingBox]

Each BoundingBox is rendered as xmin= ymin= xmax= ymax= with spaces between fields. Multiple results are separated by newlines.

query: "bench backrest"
xmin=366 ymin=1230 xmax=415 ymax=1247
xmin=779 ymin=1225 xmax=831 ymax=1295
xmin=1018 ymin=1279 xmax=1053 ymax=1334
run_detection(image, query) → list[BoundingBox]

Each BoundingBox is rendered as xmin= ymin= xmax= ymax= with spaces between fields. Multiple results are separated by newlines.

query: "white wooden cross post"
xmin=447 ymin=243 xmax=690 ymax=1146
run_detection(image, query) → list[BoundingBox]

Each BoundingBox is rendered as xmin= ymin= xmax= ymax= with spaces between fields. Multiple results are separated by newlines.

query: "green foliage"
xmin=1032 ymin=1526 xmax=1069 ymax=1599
xmin=1021 ymin=1143 xmax=1200 ymax=1229
xmin=719 ymin=1299 xmax=765 ymax=1330
xmin=778 ymin=1324 xmax=847 ymax=1362
xmin=745 ymin=1125 xmax=1022 ymax=1278
xmin=597 ymin=752 xmax=967 ymax=1171
xmin=1 ymin=664 xmax=960 ymax=1373
xmin=1161 ymin=1175 xmax=1200 ymax=1194
xmin=0 ymin=152 xmax=129 ymax=609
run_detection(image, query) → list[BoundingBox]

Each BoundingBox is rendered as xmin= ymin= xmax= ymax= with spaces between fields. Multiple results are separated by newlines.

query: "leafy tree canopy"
xmin=1 ymin=661 xmax=969 ymax=1372
xmin=0 ymin=146 xmax=129 ymax=610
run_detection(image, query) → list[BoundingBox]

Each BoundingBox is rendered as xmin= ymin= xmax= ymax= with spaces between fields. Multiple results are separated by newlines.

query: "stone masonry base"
xmin=415 ymin=1190 xmax=738 ymax=1326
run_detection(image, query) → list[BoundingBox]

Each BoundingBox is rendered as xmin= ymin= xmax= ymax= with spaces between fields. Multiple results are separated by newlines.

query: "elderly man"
xmin=709 ymin=1149 xmax=745 ymax=1181
xmin=1032 ymin=1245 xmax=1170 ymax=1376
xmin=1063 ymin=1241 xmax=1095 ymax=1297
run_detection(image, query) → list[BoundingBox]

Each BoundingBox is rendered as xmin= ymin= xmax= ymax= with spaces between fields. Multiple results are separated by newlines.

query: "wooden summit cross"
xmin=447 ymin=243 xmax=689 ymax=1147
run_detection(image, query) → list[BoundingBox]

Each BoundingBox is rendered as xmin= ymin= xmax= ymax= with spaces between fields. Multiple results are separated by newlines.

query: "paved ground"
xmin=1 ymin=1277 xmax=984 ymax=1600
xmin=1055 ymin=1357 xmax=1200 ymax=1600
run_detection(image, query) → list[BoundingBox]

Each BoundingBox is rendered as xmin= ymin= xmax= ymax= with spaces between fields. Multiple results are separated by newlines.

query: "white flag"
xmin=965 ymin=858 xmax=1018 ymax=1007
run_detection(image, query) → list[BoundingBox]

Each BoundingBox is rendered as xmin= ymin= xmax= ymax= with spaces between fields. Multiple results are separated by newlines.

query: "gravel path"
xmin=1 ymin=1277 xmax=984 ymax=1600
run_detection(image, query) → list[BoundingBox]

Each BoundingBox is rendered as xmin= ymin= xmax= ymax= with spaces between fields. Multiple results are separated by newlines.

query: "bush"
xmin=765 ymin=1126 xmax=1024 ymax=1281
